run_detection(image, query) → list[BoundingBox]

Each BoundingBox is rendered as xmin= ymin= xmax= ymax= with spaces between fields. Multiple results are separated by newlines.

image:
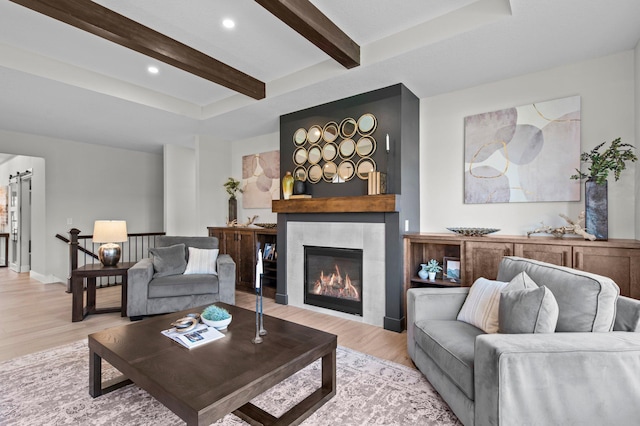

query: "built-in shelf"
xmin=272 ymin=194 xmax=399 ymax=214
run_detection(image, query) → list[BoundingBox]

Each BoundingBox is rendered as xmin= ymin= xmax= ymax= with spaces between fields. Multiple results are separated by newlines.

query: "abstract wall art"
xmin=464 ymin=96 xmax=581 ymax=203
xmin=242 ymin=150 xmax=280 ymax=208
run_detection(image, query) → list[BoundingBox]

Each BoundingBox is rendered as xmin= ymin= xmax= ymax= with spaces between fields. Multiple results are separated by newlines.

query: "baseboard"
xmin=29 ymin=270 xmax=64 ymax=284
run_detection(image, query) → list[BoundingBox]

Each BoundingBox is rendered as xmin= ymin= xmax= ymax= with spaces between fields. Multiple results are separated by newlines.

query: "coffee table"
xmin=88 ymin=303 xmax=337 ymax=425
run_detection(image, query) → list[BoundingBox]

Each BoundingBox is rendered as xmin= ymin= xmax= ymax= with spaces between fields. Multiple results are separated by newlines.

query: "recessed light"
xmin=222 ymin=18 xmax=235 ymax=29
xmin=147 ymin=66 xmax=159 ymax=74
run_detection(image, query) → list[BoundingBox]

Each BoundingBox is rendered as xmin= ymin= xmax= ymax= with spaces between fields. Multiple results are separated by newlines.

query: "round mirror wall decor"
xmin=356 ymin=158 xmax=376 ymax=180
xmin=307 ymin=125 xmax=322 ymax=144
xmin=308 ymin=164 xmax=322 ymax=183
xmin=323 ymin=122 xmax=339 ymax=143
xmin=356 ymin=136 xmax=376 ymax=157
xmin=308 ymin=145 xmax=322 ymax=165
xmin=322 ymin=142 xmax=338 ymax=161
xmin=357 ymin=113 xmax=377 ymax=135
xmin=339 ymin=138 xmax=356 ymax=159
xmin=294 ymin=166 xmax=307 ymax=182
xmin=322 ymin=161 xmax=338 ymax=182
xmin=338 ymin=160 xmax=355 ymax=181
xmin=339 ymin=117 xmax=357 ymax=138
xmin=293 ymin=147 xmax=308 ymax=165
xmin=293 ymin=128 xmax=307 ymax=146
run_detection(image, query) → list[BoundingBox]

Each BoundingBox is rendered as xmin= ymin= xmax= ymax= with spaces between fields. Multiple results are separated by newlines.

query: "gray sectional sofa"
xmin=407 ymin=256 xmax=640 ymax=425
xmin=127 ymin=236 xmax=236 ymax=318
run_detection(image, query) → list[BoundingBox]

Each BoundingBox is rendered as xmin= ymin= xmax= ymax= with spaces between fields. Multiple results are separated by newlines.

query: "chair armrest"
xmin=475 ymin=332 xmax=640 ymax=425
xmin=407 ymin=287 xmax=469 ymax=359
xmin=216 ymin=254 xmax=236 ymax=305
xmin=126 ymin=258 xmax=154 ymax=316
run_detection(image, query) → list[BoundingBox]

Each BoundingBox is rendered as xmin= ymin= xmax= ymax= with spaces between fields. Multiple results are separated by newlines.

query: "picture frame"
xmin=443 ymin=257 xmax=461 ymax=283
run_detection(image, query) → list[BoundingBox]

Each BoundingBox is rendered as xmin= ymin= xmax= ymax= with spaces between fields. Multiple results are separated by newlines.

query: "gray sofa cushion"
xmin=149 ymin=243 xmax=187 ymax=278
xmin=497 ymin=257 xmax=619 ymax=332
xmin=148 ymin=274 xmax=219 ymax=298
xmin=499 ymin=285 xmax=559 ymax=333
xmin=413 ymin=319 xmax=484 ymax=400
xmin=157 ymin=236 xmax=218 ymax=261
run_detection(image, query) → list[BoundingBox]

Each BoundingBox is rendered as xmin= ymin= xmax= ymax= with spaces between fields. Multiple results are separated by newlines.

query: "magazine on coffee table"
xmin=161 ymin=324 xmax=225 ymax=349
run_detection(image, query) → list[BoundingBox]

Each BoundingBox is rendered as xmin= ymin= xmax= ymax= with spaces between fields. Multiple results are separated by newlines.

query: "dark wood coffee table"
xmin=88 ymin=303 xmax=337 ymax=425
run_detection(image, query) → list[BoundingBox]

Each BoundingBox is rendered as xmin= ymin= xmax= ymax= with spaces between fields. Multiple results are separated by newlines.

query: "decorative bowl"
xmin=255 ymin=223 xmax=277 ymax=229
xmin=447 ymin=227 xmax=500 ymax=237
xmin=201 ymin=315 xmax=232 ymax=330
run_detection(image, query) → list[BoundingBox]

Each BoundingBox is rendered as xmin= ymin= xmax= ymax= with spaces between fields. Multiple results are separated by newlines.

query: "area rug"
xmin=0 ymin=340 xmax=460 ymax=425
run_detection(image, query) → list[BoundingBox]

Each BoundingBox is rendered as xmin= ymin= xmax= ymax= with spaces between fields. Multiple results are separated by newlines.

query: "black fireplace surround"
xmin=275 ymin=83 xmax=420 ymax=332
xmin=304 ymin=245 xmax=363 ymax=316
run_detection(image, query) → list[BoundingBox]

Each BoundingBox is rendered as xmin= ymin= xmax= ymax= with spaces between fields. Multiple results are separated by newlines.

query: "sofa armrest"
xmin=127 ymin=258 xmax=154 ymax=316
xmin=407 ymin=287 xmax=469 ymax=359
xmin=475 ymin=332 xmax=640 ymax=425
xmin=216 ymin=254 xmax=236 ymax=305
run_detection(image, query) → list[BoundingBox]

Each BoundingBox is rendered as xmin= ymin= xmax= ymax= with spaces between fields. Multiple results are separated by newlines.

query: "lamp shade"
xmin=93 ymin=220 xmax=128 ymax=243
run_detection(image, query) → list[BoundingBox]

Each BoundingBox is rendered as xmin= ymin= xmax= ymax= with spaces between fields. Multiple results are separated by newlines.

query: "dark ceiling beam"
xmin=255 ymin=0 xmax=360 ymax=69
xmin=9 ymin=0 xmax=266 ymax=100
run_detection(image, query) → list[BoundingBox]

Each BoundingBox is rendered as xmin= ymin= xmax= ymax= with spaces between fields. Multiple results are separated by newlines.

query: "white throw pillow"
xmin=183 ymin=247 xmax=219 ymax=275
xmin=457 ymin=277 xmax=508 ymax=333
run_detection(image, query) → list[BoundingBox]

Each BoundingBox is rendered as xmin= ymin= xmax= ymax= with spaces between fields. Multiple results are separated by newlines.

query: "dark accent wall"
xmin=276 ymin=84 xmax=420 ymax=332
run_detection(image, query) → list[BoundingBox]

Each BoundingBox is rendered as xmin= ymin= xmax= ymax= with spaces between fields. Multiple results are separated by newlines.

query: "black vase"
xmin=293 ymin=179 xmax=306 ymax=195
xmin=228 ymin=198 xmax=237 ymax=223
xmin=585 ymin=179 xmax=608 ymax=240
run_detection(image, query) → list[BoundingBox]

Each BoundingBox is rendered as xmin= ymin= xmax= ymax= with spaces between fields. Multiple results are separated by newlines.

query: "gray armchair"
xmin=408 ymin=256 xmax=640 ymax=425
xmin=127 ymin=236 xmax=235 ymax=318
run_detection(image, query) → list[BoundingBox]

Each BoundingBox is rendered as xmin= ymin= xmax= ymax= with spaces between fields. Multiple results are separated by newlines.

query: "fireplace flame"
xmin=312 ymin=264 xmax=360 ymax=301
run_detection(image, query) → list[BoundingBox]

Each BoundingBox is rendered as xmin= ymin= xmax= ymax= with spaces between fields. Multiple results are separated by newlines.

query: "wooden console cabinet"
xmin=404 ymin=233 xmax=640 ymax=299
xmin=207 ymin=227 xmax=277 ymax=297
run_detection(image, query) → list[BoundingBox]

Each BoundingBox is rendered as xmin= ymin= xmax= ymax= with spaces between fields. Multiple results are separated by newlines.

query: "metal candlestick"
xmin=251 ymin=273 xmax=266 ymax=343
xmin=258 ymin=274 xmax=267 ymax=336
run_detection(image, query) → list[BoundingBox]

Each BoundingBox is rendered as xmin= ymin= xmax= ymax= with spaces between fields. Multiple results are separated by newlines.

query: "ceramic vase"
xmin=282 ymin=171 xmax=294 ymax=200
xmin=293 ymin=178 xmax=306 ymax=195
xmin=585 ymin=179 xmax=608 ymax=240
xmin=418 ymin=264 xmax=429 ymax=280
xmin=228 ymin=198 xmax=237 ymax=222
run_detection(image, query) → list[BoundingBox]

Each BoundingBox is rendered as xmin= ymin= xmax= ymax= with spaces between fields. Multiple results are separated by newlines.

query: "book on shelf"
xmin=290 ymin=194 xmax=312 ymax=199
xmin=161 ymin=323 xmax=225 ymax=349
xmin=263 ymin=243 xmax=272 ymax=260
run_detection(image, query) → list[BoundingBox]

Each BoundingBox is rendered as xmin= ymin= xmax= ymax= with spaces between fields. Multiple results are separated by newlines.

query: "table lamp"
xmin=93 ymin=220 xmax=128 ymax=266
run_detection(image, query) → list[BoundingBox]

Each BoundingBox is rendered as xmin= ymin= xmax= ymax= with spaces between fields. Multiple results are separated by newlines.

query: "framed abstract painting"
xmin=464 ymin=96 xmax=581 ymax=203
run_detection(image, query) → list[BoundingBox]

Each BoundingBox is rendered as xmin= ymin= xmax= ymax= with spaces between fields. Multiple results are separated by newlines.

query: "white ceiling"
xmin=0 ymin=0 xmax=639 ymax=153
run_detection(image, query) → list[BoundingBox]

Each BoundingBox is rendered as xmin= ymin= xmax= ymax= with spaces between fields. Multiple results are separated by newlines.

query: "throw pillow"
xmin=184 ymin=247 xmax=219 ymax=275
xmin=457 ymin=278 xmax=508 ymax=333
xmin=502 ymin=271 xmax=538 ymax=292
xmin=149 ymin=243 xmax=187 ymax=278
xmin=499 ymin=285 xmax=559 ymax=333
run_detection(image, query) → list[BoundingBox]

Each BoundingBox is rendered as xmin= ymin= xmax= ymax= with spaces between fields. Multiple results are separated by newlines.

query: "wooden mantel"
xmin=272 ymin=194 xmax=399 ymax=214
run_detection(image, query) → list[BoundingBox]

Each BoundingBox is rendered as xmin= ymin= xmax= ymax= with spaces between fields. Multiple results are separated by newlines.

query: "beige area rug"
xmin=0 ymin=340 xmax=460 ymax=425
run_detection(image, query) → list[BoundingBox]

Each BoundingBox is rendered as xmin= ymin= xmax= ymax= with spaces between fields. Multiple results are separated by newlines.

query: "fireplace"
xmin=304 ymin=245 xmax=363 ymax=316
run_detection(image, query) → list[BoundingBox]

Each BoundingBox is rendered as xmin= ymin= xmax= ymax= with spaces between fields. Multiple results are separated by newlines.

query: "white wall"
xmin=421 ymin=51 xmax=637 ymax=239
xmin=196 ymin=135 xmax=232 ymax=233
xmin=193 ymin=132 xmax=280 ymax=231
xmin=0 ymin=130 xmax=163 ymax=282
xmin=230 ymin=132 xmax=280 ymax=225
xmin=635 ymin=41 xmax=640 ymax=238
xmin=164 ymin=144 xmax=196 ymax=235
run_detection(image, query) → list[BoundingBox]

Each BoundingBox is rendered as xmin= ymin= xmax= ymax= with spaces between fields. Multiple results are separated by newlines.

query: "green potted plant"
xmin=570 ymin=138 xmax=637 ymax=240
xmin=419 ymin=259 xmax=442 ymax=281
xmin=201 ymin=305 xmax=232 ymax=330
xmin=223 ymin=177 xmax=243 ymax=223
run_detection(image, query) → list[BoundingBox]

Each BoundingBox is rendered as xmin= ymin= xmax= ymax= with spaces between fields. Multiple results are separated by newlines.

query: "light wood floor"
xmin=0 ymin=268 xmax=413 ymax=368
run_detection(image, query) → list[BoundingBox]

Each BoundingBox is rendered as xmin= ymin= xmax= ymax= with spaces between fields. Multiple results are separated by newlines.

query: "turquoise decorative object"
xmin=202 ymin=305 xmax=231 ymax=321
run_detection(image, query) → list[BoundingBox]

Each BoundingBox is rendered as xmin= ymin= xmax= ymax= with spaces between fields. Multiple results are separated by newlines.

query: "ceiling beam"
xmin=9 ymin=0 xmax=266 ymax=100
xmin=255 ymin=0 xmax=360 ymax=69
